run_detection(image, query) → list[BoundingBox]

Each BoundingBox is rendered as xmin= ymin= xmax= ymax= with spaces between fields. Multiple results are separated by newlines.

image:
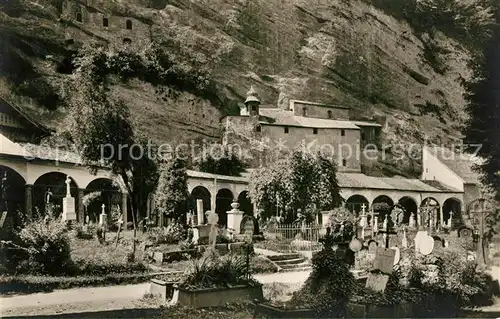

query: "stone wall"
xmin=291 ymin=101 xmax=349 ymax=120
xmin=61 ymin=0 xmax=151 ymax=49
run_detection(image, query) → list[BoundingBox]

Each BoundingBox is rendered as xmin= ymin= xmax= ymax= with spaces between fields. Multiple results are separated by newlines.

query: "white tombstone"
xmin=227 ymin=201 xmax=244 ymax=233
xmin=207 ymin=211 xmax=219 ymax=249
xmin=321 ymin=211 xmax=331 ymax=227
xmin=409 ymin=212 xmax=415 ymax=228
xmin=402 ymin=228 xmax=408 ymax=248
xmin=62 ymin=176 xmax=76 ymax=222
xmin=99 ymin=204 xmax=107 ymax=229
xmin=373 ymin=216 xmax=378 ymax=233
xmin=447 ymin=211 xmax=454 ymax=228
xmin=196 ymin=199 xmax=204 ymax=225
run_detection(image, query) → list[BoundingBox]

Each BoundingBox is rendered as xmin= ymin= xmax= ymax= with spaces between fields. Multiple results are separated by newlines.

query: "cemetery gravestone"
xmin=207 ymin=211 xmax=219 ymax=249
xmin=368 ymin=241 xmax=378 ymax=254
xmin=349 ymin=238 xmax=362 ymax=252
xmin=419 ymin=235 xmax=434 ymax=255
xmin=240 ymin=217 xmax=255 ymax=235
xmin=373 ymin=247 xmax=396 ymax=274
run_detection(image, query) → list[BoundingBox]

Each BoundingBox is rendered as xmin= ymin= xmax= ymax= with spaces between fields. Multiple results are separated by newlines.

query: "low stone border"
xmin=170 ymin=283 xmax=264 ymax=308
xmin=0 ymin=271 xmax=178 ymax=295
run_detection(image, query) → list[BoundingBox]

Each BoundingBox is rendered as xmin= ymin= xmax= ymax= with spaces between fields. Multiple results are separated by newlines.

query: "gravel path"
xmin=0 ymin=271 xmax=310 ymax=317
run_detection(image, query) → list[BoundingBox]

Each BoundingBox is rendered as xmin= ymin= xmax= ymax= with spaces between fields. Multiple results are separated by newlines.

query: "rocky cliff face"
xmin=0 ymin=0 xmax=479 ymax=177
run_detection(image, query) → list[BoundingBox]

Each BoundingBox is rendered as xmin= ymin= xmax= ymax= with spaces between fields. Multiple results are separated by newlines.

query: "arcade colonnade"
xmin=147 ymin=170 xmax=253 ymax=227
xmin=0 ymin=157 xmax=129 ymax=225
xmin=341 ymin=188 xmax=464 ymax=227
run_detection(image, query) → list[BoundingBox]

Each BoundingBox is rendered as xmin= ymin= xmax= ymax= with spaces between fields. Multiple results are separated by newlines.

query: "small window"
xmin=123 ymin=38 xmax=132 ymax=45
xmin=284 ymin=126 xmax=289 ymax=134
xmin=342 ymin=159 xmax=347 ymax=167
xmin=126 ymin=19 xmax=132 ymax=30
xmin=251 ymin=105 xmax=257 ymax=112
xmin=302 ymin=107 xmax=307 ymax=117
xmin=313 ymin=128 xmax=318 ymax=135
xmin=256 ymin=125 xmax=261 ymax=133
xmin=76 ymin=12 xmax=82 ymax=22
xmin=341 ymin=129 xmax=345 ymax=137
xmin=103 ymin=17 xmax=109 ymax=27
xmin=327 ymin=110 xmax=333 ymax=119
xmin=361 ymin=132 xmax=365 ymax=141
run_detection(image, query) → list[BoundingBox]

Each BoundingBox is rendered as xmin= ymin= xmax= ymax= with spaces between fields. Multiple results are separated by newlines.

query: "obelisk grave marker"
xmin=62 ymin=176 xmax=76 ymax=222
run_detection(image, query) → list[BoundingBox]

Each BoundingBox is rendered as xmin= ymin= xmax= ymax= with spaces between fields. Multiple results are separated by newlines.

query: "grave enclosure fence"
xmin=261 ymin=223 xmax=326 ymax=252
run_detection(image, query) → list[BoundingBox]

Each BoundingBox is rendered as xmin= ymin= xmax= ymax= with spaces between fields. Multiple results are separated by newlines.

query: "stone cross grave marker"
xmin=373 ymin=247 xmax=396 ymax=274
xmin=207 ymin=211 xmax=219 ymax=249
xmin=65 ymin=176 xmax=71 ymax=197
xmin=99 ymin=204 xmax=107 ymax=229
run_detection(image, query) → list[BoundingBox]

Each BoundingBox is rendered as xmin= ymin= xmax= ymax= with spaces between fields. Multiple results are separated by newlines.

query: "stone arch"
xmin=216 ymin=188 xmax=233 ymax=227
xmin=190 ymin=186 xmax=212 ymax=219
xmin=398 ymin=196 xmax=418 ymax=224
xmin=372 ymin=195 xmax=394 ymax=207
xmin=442 ymin=197 xmax=462 ymax=228
xmin=237 ymin=191 xmax=253 ymax=216
xmin=84 ymin=178 xmax=121 ymax=224
xmin=345 ymin=194 xmax=369 ymax=215
xmin=33 ymin=172 xmax=78 ymax=218
xmin=421 ymin=197 xmax=440 ymax=228
xmin=421 ymin=197 xmax=440 ymax=207
xmin=126 ymin=19 xmax=132 ymax=29
xmin=123 ymin=38 xmax=132 ymax=45
xmin=0 ymin=165 xmax=26 ymax=225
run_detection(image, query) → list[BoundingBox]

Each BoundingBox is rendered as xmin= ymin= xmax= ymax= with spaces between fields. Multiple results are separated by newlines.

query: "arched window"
xmin=76 ymin=12 xmax=82 ymax=22
xmin=302 ymin=107 xmax=307 ymax=117
xmin=327 ymin=110 xmax=333 ymax=119
xmin=126 ymin=19 xmax=132 ymax=30
xmin=103 ymin=17 xmax=109 ymax=27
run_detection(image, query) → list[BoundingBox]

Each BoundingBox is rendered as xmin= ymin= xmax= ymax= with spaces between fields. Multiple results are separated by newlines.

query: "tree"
xmin=248 ymin=150 xmax=342 ymax=222
xmin=64 ymin=45 xmax=158 ymax=258
xmin=154 ymin=158 xmax=189 ymax=223
xmin=464 ymin=3 xmax=500 ymax=198
xmin=194 ymin=144 xmax=246 ymax=176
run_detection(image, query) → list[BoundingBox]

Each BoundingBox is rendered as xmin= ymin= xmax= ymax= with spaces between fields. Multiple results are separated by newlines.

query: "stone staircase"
xmin=267 ymin=253 xmax=312 ymax=272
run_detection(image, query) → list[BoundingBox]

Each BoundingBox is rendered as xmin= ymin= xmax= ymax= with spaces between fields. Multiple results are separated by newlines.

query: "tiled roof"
xmin=19 ymin=143 xmax=84 ymax=164
xmin=421 ymin=180 xmax=462 ymax=192
xmin=427 ymin=146 xmax=481 ymax=184
xmin=186 ymin=170 xmax=248 ymax=183
xmin=350 ymin=121 xmax=382 ymax=127
xmin=259 ymin=108 xmax=359 ymax=129
xmin=337 ymin=172 xmax=460 ymax=193
xmin=289 ymin=99 xmax=349 ymax=110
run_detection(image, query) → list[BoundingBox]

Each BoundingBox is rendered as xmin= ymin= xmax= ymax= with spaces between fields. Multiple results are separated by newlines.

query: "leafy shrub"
xmin=395 ymin=250 xmax=495 ymax=316
xmin=148 ymin=223 xmax=186 ymax=245
xmin=179 ymin=251 xmax=255 ymax=289
xmin=73 ymin=223 xmax=94 ymax=240
xmin=17 ymin=216 xmax=73 ymax=275
xmin=250 ymin=255 xmax=279 ymax=274
xmin=197 ymin=235 xmax=232 ymax=245
xmin=288 ymin=249 xmax=355 ymax=317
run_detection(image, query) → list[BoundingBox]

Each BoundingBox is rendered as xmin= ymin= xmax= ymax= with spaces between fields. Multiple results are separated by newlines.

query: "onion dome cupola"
xmin=244 ymin=85 xmax=261 ymax=116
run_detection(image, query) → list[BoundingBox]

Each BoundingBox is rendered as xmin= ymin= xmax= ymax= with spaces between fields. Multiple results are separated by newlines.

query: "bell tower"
xmin=244 ymin=85 xmax=261 ymax=116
